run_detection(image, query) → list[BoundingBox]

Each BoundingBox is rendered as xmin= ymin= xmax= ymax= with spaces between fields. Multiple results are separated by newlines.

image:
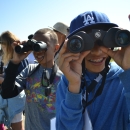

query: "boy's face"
xmin=85 ymin=43 xmax=108 ymax=73
xmin=33 ymin=33 xmax=58 ymax=68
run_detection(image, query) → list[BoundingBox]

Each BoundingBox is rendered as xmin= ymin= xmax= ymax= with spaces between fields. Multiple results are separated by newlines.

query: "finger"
xmin=60 ymin=55 xmax=80 ymax=72
xmin=78 ymin=51 xmax=90 ymax=63
xmin=59 ymin=52 xmax=80 ymax=68
xmin=100 ymin=46 xmax=116 ymax=58
xmin=11 ymin=41 xmax=20 ymax=49
xmin=23 ymin=50 xmax=32 ymax=55
xmin=13 ymin=41 xmax=20 ymax=45
xmin=21 ymin=40 xmax=27 ymax=45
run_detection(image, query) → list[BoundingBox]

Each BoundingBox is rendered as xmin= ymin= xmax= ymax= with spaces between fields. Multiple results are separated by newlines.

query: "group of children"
xmin=0 ymin=10 xmax=130 ymax=130
xmin=0 ymin=23 xmax=69 ymax=130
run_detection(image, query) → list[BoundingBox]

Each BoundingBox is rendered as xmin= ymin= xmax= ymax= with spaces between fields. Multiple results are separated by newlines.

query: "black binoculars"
xmin=67 ymin=27 xmax=130 ymax=53
xmin=15 ymin=39 xmax=47 ymax=53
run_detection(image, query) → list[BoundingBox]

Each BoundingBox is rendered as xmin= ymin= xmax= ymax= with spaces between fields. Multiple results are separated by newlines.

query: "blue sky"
xmin=0 ymin=0 xmax=130 ymax=40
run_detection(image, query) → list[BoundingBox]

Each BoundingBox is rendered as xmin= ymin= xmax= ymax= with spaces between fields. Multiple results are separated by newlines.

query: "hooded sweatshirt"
xmin=56 ymin=62 xmax=130 ymax=130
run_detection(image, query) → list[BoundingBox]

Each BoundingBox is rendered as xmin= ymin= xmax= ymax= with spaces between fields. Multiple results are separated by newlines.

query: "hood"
xmin=106 ymin=61 xmax=124 ymax=81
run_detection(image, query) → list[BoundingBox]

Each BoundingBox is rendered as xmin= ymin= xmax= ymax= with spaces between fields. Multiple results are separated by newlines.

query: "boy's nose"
xmin=90 ymin=44 xmax=102 ymax=55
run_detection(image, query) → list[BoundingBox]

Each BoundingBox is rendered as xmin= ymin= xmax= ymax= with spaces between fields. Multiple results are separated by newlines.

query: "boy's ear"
xmin=54 ymin=44 xmax=60 ymax=52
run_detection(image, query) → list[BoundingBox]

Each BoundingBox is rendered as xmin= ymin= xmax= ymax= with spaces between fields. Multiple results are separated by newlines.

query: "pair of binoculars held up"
xmin=15 ymin=39 xmax=47 ymax=53
xmin=67 ymin=27 xmax=130 ymax=53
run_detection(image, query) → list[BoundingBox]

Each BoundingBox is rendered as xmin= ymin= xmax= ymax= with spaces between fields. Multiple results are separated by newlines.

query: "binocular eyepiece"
xmin=15 ymin=39 xmax=47 ymax=53
xmin=67 ymin=27 xmax=130 ymax=53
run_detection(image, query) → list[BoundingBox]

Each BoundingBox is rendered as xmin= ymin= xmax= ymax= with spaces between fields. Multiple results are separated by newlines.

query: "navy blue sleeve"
xmin=1 ymin=61 xmax=21 ymax=98
xmin=1 ymin=59 xmax=29 ymax=99
xmin=17 ymin=59 xmax=29 ymax=76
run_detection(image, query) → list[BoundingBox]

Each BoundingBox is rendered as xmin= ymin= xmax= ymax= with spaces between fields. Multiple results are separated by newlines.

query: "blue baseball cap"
xmin=68 ymin=11 xmax=118 ymax=37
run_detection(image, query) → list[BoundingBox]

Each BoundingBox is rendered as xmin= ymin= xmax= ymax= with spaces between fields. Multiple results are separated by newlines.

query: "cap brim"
xmin=48 ymin=26 xmax=55 ymax=30
xmin=48 ymin=26 xmax=60 ymax=32
xmin=68 ymin=23 xmax=118 ymax=38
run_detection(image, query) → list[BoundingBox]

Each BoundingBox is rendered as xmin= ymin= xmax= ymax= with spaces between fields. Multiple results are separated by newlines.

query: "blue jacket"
xmin=0 ymin=59 xmax=28 ymax=127
xmin=0 ymin=90 xmax=26 ymax=127
xmin=56 ymin=62 xmax=130 ymax=130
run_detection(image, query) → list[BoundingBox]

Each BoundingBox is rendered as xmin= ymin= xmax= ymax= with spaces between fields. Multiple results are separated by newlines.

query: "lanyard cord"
xmin=41 ymin=63 xmax=58 ymax=96
xmin=82 ymin=57 xmax=111 ymax=113
xmin=41 ymin=63 xmax=58 ymax=85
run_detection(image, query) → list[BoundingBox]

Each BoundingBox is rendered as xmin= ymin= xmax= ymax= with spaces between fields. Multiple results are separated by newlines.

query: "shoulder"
xmin=28 ymin=63 xmax=39 ymax=69
xmin=110 ymin=62 xmax=123 ymax=73
xmin=27 ymin=63 xmax=40 ymax=75
xmin=107 ymin=61 xmax=124 ymax=80
xmin=56 ymin=67 xmax=63 ymax=76
xmin=18 ymin=63 xmax=39 ymax=76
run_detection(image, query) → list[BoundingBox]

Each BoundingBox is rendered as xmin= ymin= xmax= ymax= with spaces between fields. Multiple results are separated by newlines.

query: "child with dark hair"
xmin=56 ymin=11 xmax=130 ymax=130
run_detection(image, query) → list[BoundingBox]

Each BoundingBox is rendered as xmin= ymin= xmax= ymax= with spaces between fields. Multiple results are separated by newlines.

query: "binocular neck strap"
xmin=42 ymin=62 xmax=58 ymax=86
xmin=82 ymin=57 xmax=111 ymax=113
xmin=41 ymin=62 xmax=58 ymax=97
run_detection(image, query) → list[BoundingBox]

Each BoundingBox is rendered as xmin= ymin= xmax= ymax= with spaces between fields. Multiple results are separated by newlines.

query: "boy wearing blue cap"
xmin=56 ymin=11 xmax=130 ymax=130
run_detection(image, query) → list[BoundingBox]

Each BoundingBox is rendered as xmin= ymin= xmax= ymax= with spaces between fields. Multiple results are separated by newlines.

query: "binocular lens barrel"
xmin=15 ymin=45 xmax=24 ymax=54
xmin=67 ymin=27 xmax=130 ymax=53
xmin=33 ymin=42 xmax=47 ymax=52
xmin=68 ymin=38 xmax=82 ymax=53
xmin=15 ymin=40 xmax=47 ymax=53
xmin=116 ymin=31 xmax=129 ymax=46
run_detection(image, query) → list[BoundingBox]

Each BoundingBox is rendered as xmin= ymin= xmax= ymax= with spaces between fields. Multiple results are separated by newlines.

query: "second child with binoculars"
xmin=1 ymin=28 xmax=63 ymax=130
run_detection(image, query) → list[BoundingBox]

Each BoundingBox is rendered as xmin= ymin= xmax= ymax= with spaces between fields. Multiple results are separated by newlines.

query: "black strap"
xmin=54 ymin=40 xmax=65 ymax=58
xmin=42 ymin=63 xmax=58 ymax=85
xmin=50 ymin=63 xmax=58 ymax=84
xmin=41 ymin=63 xmax=58 ymax=96
xmin=82 ymin=57 xmax=111 ymax=113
